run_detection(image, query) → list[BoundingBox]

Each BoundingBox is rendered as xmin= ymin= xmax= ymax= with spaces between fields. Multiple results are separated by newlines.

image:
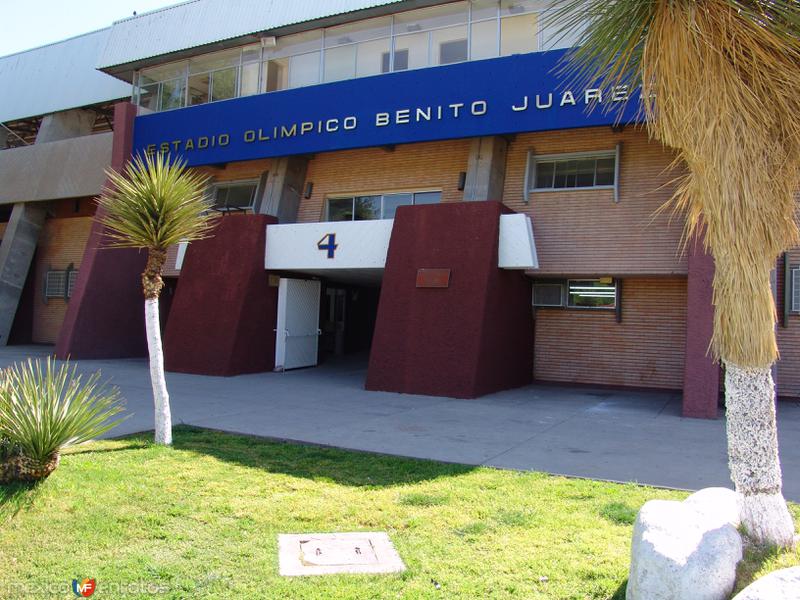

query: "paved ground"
xmin=2 ymin=345 xmax=799 ymax=500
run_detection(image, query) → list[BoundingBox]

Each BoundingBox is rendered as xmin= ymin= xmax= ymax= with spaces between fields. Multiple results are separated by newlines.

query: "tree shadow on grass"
xmin=0 ymin=479 xmax=42 ymax=522
xmin=164 ymin=425 xmax=476 ymax=488
xmin=611 ymin=579 xmax=628 ymax=599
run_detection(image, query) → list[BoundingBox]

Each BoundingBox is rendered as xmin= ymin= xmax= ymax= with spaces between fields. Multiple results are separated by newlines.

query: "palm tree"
xmin=96 ymin=152 xmax=217 ymax=445
xmin=547 ymin=0 xmax=799 ymax=548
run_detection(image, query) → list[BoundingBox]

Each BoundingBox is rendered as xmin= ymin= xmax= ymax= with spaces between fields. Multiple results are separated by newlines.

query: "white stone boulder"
xmin=732 ymin=567 xmax=800 ymax=600
xmin=627 ymin=491 xmax=744 ymax=600
xmin=684 ymin=487 xmax=742 ymax=529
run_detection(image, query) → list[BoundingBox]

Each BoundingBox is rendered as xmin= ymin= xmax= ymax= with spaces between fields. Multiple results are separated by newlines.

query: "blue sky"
xmin=0 ymin=0 xmax=179 ymax=57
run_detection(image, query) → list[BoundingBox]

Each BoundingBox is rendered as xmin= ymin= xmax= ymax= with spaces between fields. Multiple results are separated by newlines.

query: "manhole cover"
xmin=279 ymin=532 xmax=405 ymax=576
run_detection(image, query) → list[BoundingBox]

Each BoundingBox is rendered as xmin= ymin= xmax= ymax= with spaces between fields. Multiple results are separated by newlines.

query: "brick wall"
xmin=31 ymin=215 xmax=93 ymax=344
xmin=777 ymin=248 xmax=800 ymax=399
xmin=504 ymin=127 xmax=687 ymax=276
xmin=534 ymin=277 xmax=687 ymax=389
xmin=297 ymin=140 xmax=471 ymax=223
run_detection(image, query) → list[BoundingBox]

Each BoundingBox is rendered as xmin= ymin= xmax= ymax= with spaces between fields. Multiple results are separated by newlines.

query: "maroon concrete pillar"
xmin=163 ymin=214 xmax=279 ymax=376
xmin=56 ymin=102 xmax=148 ymax=359
xmin=366 ymin=201 xmax=533 ymax=398
xmin=683 ymin=236 xmax=720 ymax=418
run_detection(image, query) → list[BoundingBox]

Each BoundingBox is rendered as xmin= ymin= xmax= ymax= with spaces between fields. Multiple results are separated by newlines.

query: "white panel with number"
xmin=275 ymin=278 xmax=321 ymax=371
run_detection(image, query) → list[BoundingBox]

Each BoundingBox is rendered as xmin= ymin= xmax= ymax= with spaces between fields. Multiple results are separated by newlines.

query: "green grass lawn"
xmin=1 ymin=427 xmax=798 ymax=599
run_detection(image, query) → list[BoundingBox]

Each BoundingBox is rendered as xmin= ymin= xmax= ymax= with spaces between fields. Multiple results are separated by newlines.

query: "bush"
xmin=0 ymin=358 xmax=127 ymax=482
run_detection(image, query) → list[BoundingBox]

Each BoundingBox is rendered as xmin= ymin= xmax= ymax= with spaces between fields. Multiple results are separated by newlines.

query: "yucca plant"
xmin=0 ymin=359 xmax=127 ymax=482
xmin=547 ymin=0 xmax=800 ymax=547
xmin=96 ymin=152 xmax=217 ymax=446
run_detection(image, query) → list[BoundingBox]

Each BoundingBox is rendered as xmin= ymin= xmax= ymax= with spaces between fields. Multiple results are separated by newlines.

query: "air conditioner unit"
xmin=533 ymin=282 xmax=564 ymax=307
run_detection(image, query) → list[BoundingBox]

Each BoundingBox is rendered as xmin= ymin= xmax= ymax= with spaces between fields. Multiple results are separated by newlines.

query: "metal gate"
xmin=275 ymin=278 xmax=321 ymax=371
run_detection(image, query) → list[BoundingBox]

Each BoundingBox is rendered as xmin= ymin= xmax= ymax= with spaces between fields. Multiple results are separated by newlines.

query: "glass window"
xmin=267 ymin=30 xmax=323 ymax=59
xmin=160 ymin=78 xmax=186 ymax=110
xmin=326 ymin=191 xmax=441 ymax=221
xmin=531 ymin=153 xmax=617 ymax=191
xmin=500 ymin=0 xmax=547 ymax=16
xmin=500 ymin=12 xmax=539 ymax=55
xmin=328 ymin=198 xmax=354 ymax=221
xmin=211 ymin=67 xmax=237 ymax=101
xmin=568 ymin=280 xmax=617 ymax=309
xmin=263 ymin=58 xmax=289 ymax=92
xmin=394 ymin=2 xmax=468 ymax=34
xmin=393 ymin=32 xmax=429 ymax=70
xmin=382 ymin=193 xmax=413 ymax=219
xmin=324 ymin=45 xmax=356 ymax=82
xmin=240 ymin=62 xmax=260 ymax=96
xmin=190 ymin=48 xmax=241 ymax=74
xmin=140 ymin=61 xmax=187 ymax=85
xmin=413 ymin=191 xmax=441 ymax=205
xmin=212 ymin=181 xmax=258 ymax=211
xmin=324 ymin=16 xmax=391 ymax=47
xmin=354 ymin=196 xmax=381 ymax=220
xmin=289 ymin=52 xmax=321 ymax=88
xmin=139 ymin=83 xmax=160 ymax=111
xmin=188 ymin=73 xmax=210 ymax=105
xmin=471 ymin=0 xmax=499 ymax=20
xmin=471 ymin=19 xmax=498 ymax=60
xmin=356 ymin=38 xmax=391 ymax=77
xmin=432 ymin=26 xmax=469 ymax=65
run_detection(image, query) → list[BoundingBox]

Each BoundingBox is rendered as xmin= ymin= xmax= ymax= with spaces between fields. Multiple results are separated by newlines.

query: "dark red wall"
xmin=55 ymin=102 xmax=148 ymax=359
xmin=683 ymin=235 xmax=721 ymax=418
xmin=163 ymin=214 xmax=278 ymax=376
xmin=366 ymin=201 xmax=533 ymax=398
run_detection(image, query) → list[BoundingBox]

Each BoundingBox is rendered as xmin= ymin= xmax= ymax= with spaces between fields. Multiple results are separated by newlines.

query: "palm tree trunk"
xmin=143 ymin=249 xmax=172 ymax=446
xmin=725 ymin=361 xmax=795 ymax=548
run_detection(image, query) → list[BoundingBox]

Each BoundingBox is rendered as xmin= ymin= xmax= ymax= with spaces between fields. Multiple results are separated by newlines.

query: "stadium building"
xmin=1 ymin=0 xmax=799 ymax=418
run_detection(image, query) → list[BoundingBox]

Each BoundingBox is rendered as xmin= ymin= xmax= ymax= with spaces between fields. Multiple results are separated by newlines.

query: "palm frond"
xmin=96 ymin=152 xmax=219 ymax=251
xmin=547 ymin=0 xmax=800 ymax=368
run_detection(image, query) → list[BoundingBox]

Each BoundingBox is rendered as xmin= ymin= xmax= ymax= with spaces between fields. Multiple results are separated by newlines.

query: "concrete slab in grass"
xmin=278 ymin=532 xmax=405 ymax=576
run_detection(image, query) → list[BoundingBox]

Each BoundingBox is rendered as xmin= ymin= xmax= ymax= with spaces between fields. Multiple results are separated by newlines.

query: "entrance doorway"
xmin=319 ymin=283 xmax=380 ymax=363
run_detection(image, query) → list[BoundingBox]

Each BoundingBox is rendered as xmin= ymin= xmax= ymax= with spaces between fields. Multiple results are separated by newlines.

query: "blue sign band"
xmin=132 ymin=49 xmax=641 ymax=167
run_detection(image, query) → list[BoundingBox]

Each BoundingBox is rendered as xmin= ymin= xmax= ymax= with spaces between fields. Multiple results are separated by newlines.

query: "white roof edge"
xmin=0 ymin=26 xmax=112 ymax=61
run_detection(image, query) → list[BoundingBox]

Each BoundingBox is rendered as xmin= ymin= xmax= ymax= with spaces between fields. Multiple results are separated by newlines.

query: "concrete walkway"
xmin=2 ymin=345 xmax=799 ymax=500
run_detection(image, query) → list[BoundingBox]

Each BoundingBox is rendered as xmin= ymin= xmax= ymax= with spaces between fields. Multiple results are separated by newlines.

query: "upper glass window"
xmin=326 ymin=191 xmax=441 ymax=221
xmin=529 ymin=152 xmax=617 ymax=191
xmin=211 ymin=181 xmax=259 ymax=212
xmin=134 ymin=1 xmax=568 ymax=112
xmin=567 ymin=279 xmax=617 ymax=309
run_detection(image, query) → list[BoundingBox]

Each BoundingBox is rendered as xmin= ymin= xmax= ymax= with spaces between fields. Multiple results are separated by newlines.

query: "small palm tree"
xmin=96 ymin=152 xmax=217 ymax=445
xmin=548 ymin=1 xmax=800 ymax=548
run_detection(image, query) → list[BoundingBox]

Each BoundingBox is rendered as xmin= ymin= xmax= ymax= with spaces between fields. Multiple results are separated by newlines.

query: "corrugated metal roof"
xmin=0 ymin=29 xmax=131 ymax=123
xmin=98 ymin=0 xmax=421 ymax=71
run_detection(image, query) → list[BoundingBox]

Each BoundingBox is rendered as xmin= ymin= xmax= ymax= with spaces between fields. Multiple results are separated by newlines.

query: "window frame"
xmin=566 ymin=279 xmax=618 ymax=310
xmin=791 ymin=266 xmax=800 ymax=314
xmin=524 ymin=146 xmax=622 ymax=203
xmin=325 ymin=190 xmax=442 ymax=222
xmin=210 ymin=179 xmax=260 ymax=213
xmin=133 ymin=1 xmax=561 ymax=112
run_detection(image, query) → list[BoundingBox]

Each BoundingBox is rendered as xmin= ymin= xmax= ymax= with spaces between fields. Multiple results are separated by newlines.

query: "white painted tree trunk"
xmin=145 ymin=297 xmax=172 ymax=445
xmin=725 ymin=361 xmax=795 ymax=548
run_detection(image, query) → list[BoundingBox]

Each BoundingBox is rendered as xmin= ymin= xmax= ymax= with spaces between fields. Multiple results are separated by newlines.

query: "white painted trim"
xmin=498 ymin=213 xmax=538 ymax=269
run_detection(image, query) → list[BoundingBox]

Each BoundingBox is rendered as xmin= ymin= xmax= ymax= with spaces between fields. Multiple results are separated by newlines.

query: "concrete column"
xmin=35 ymin=109 xmax=95 ymax=144
xmin=683 ymin=236 xmax=721 ymax=418
xmin=0 ymin=202 xmax=46 ymax=345
xmin=257 ymin=156 xmax=309 ymax=224
xmin=463 ymin=136 xmax=508 ymax=202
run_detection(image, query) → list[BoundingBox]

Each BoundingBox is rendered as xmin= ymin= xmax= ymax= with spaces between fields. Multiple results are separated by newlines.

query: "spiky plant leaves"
xmin=0 ymin=358 xmax=127 ymax=470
